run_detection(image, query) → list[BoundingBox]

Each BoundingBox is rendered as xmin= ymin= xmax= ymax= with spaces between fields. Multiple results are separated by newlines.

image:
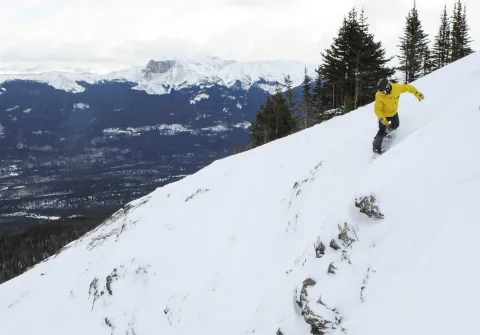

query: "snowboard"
xmin=372 ymin=130 xmax=397 ymax=159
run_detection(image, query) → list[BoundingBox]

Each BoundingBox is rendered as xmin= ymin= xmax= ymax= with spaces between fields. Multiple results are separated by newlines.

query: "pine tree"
xmin=310 ymin=70 xmax=328 ymax=125
xmin=397 ymin=0 xmax=429 ymax=83
xmin=355 ymin=8 xmax=395 ymax=107
xmin=318 ymin=16 xmax=348 ymax=111
xmin=272 ymin=86 xmax=295 ymax=139
xmin=247 ymin=85 xmax=296 ymax=148
xmin=450 ymin=0 xmax=463 ymax=61
xmin=299 ymin=67 xmax=312 ymax=129
xmin=461 ymin=3 xmax=474 ymax=56
xmin=283 ymin=74 xmax=297 ymax=112
xmin=422 ymin=45 xmax=434 ymax=75
xmin=432 ymin=4 xmax=451 ymax=69
xmin=248 ymin=96 xmax=275 ymax=147
xmin=450 ymin=0 xmax=473 ymax=63
xmin=283 ymin=74 xmax=300 ymax=131
xmin=317 ymin=7 xmax=394 ymax=114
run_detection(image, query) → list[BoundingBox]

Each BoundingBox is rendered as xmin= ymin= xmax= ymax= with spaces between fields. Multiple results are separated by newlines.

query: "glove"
xmin=380 ymin=117 xmax=389 ymax=126
xmin=416 ymin=92 xmax=424 ymax=101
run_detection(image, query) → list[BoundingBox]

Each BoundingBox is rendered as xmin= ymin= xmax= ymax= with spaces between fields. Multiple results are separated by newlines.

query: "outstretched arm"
xmin=399 ymin=83 xmax=424 ymax=101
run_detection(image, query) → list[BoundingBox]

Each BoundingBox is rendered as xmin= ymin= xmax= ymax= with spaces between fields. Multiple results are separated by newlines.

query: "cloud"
xmin=0 ymin=0 xmax=478 ymax=67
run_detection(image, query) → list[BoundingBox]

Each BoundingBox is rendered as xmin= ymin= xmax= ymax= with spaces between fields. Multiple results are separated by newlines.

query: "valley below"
xmin=0 ymin=150 xmax=224 ymax=232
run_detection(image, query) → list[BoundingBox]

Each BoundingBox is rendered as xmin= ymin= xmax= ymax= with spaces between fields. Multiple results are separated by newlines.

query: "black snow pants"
xmin=372 ymin=113 xmax=399 ymax=152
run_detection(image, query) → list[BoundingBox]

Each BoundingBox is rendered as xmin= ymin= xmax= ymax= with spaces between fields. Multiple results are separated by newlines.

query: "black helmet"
xmin=377 ymin=78 xmax=391 ymax=94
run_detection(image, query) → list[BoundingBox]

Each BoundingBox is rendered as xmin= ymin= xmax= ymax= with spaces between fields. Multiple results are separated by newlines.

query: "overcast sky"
xmin=0 ymin=0 xmax=478 ymax=66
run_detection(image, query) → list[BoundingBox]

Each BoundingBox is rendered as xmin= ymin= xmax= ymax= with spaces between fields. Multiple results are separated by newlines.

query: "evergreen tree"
xmin=317 ymin=16 xmax=348 ymax=111
xmin=272 ymin=85 xmax=295 ymax=139
xmin=283 ymin=74 xmax=298 ymax=112
xmin=247 ymin=85 xmax=296 ymax=148
xmin=432 ymin=4 xmax=451 ymax=69
xmin=450 ymin=0 xmax=463 ymax=61
xmin=283 ymin=74 xmax=300 ymax=131
xmin=248 ymin=96 xmax=275 ymax=147
xmin=397 ymin=0 xmax=429 ymax=83
xmin=317 ymin=7 xmax=394 ymax=114
xmin=355 ymin=8 xmax=395 ymax=107
xmin=461 ymin=3 xmax=474 ymax=56
xmin=422 ymin=45 xmax=434 ymax=75
xmin=310 ymin=70 xmax=328 ymax=125
xmin=299 ymin=67 xmax=312 ymax=129
xmin=450 ymin=0 xmax=474 ymax=62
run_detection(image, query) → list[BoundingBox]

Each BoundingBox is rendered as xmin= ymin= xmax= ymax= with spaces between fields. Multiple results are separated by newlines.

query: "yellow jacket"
xmin=374 ymin=83 xmax=423 ymax=120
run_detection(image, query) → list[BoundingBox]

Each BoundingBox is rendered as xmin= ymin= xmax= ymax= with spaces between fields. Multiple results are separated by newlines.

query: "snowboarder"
xmin=372 ymin=78 xmax=424 ymax=154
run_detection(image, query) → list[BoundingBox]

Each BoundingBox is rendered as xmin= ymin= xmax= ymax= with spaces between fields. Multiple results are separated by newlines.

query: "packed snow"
xmin=0 ymin=172 xmax=19 ymax=179
xmin=233 ymin=121 xmax=251 ymax=129
xmin=102 ymin=123 xmax=244 ymax=137
xmin=189 ymin=93 xmax=210 ymax=104
xmin=5 ymin=105 xmax=19 ymax=112
xmin=0 ymin=52 xmax=479 ymax=335
xmin=103 ymin=124 xmax=192 ymax=136
xmin=73 ymin=103 xmax=90 ymax=110
xmin=200 ymin=123 xmax=229 ymax=132
xmin=0 ymin=212 xmax=61 ymax=220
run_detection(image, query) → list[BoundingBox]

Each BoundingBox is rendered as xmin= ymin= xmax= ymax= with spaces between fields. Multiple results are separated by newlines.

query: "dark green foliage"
xmin=299 ymin=67 xmax=313 ymax=129
xmin=309 ymin=70 xmax=340 ymax=125
xmin=433 ymin=5 xmax=452 ymax=69
xmin=397 ymin=0 xmax=430 ymax=83
xmin=284 ymin=75 xmax=299 ymax=117
xmin=450 ymin=0 xmax=474 ymax=62
xmin=247 ymin=83 xmax=296 ymax=148
xmin=248 ymin=96 xmax=276 ymax=147
xmin=422 ymin=45 xmax=434 ymax=76
xmin=0 ymin=216 xmax=107 ymax=284
xmin=317 ymin=7 xmax=394 ymax=113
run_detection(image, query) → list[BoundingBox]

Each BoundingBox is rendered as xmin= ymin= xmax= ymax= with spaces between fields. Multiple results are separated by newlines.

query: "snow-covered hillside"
xmin=0 ymin=57 xmax=316 ymax=95
xmin=1 ymin=52 xmax=479 ymax=335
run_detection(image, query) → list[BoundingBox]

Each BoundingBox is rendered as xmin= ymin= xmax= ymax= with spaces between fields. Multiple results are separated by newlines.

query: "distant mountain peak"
xmin=143 ymin=60 xmax=177 ymax=76
xmin=0 ymin=57 xmax=317 ymax=95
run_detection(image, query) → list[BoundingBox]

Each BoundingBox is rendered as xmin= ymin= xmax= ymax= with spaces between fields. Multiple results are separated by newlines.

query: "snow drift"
xmin=1 ymin=52 xmax=479 ymax=335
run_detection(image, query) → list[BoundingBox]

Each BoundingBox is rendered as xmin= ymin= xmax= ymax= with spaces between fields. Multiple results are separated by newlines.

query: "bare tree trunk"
xmin=276 ymin=115 xmax=279 ymax=138
xmin=332 ymin=84 xmax=335 ymax=109
xmin=354 ymin=63 xmax=359 ymax=110
xmin=301 ymin=102 xmax=308 ymax=129
xmin=340 ymin=83 xmax=344 ymax=109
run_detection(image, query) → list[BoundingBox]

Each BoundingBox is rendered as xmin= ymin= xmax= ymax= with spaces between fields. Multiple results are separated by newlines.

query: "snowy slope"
xmin=1 ymin=52 xmax=479 ymax=335
xmin=0 ymin=57 xmax=316 ymax=94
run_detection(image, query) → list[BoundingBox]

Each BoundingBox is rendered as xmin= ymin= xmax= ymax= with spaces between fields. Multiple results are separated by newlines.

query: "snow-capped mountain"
xmin=0 ymin=57 xmax=316 ymax=95
xmin=1 ymin=51 xmax=478 ymax=334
